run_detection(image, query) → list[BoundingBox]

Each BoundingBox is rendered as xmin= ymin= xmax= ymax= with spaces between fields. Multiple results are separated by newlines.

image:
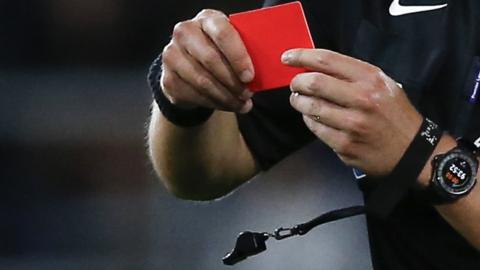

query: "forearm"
xmin=148 ymin=103 xmax=258 ymax=200
xmin=417 ymin=134 xmax=480 ymax=249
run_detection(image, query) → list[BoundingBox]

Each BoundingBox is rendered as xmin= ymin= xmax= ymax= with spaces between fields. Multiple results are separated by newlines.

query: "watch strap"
xmin=365 ymin=118 xmax=443 ymax=219
xmin=457 ymin=138 xmax=479 ymax=156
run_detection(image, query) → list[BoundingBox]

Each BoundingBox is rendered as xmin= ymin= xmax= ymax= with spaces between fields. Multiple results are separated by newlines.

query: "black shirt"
xmin=237 ymin=0 xmax=480 ymax=269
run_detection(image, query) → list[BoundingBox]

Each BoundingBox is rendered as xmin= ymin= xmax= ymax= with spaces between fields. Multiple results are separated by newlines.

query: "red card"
xmin=229 ymin=1 xmax=314 ymax=92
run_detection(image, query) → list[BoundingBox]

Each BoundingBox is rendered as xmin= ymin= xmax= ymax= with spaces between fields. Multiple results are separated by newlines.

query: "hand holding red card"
xmin=229 ymin=1 xmax=315 ymax=92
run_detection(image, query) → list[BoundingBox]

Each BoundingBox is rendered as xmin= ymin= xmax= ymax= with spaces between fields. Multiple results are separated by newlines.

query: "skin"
xmin=148 ymin=9 xmax=480 ymax=249
xmin=283 ymin=48 xmax=480 ymax=249
xmin=161 ymin=9 xmax=254 ymax=112
xmin=148 ymin=9 xmax=259 ymax=200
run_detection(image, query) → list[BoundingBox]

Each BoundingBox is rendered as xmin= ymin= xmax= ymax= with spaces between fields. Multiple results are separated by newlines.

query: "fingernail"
xmin=240 ymin=70 xmax=253 ymax=83
xmin=282 ymin=51 xmax=293 ymax=63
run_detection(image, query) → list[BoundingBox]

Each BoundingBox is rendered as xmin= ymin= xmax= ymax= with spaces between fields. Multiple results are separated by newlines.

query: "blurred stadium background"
xmin=0 ymin=1 xmax=372 ymax=269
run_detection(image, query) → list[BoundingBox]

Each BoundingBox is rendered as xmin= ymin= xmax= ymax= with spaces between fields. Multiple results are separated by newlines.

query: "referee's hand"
xmin=283 ymin=48 xmax=423 ymax=177
xmin=160 ymin=9 xmax=255 ymax=113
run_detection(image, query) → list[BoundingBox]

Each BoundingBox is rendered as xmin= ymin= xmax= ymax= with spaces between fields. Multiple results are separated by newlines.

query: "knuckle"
xmin=172 ymin=21 xmax=194 ymax=40
xmin=198 ymin=9 xmax=214 ymax=17
xmin=161 ymin=43 xmax=177 ymax=64
xmin=368 ymin=65 xmax=382 ymax=74
xmin=366 ymin=67 xmax=384 ymax=87
xmin=310 ymin=99 xmax=322 ymax=115
xmin=172 ymin=21 xmax=186 ymax=39
xmin=355 ymin=87 xmax=377 ymax=110
xmin=346 ymin=115 xmax=368 ymax=134
xmin=201 ymin=49 xmax=221 ymax=67
xmin=160 ymin=73 xmax=174 ymax=91
xmin=211 ymin=23 xmax=231 ymax=43
xmin=314 ymin=51 xmax=332 ymax=66
xmin=229 ymin=54 xmax=249 ymax=71
xmin=308 ymin=73 xmax=324 ymax=90
xmin=194 ymin=75 xmax=213 ymax=90
xmin=336 ymin=136 xmax=354 ymax=155
xmin=197 ymin=9 xmax=223 ymax=18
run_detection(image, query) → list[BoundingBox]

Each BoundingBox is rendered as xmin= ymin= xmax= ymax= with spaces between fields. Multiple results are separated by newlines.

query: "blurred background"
xmin=0 ymin=1 xmax=372 ymax=269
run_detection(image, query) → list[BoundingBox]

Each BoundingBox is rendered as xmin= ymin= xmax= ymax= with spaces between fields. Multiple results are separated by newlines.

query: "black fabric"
xmin=237 ymin=0 xmax=480 ymax=269
xmin=237 ymin=89 xmax=316 ymax=169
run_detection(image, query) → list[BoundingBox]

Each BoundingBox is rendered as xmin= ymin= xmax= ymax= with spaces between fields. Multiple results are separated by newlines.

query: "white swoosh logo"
xmin=475 ymin=137 xmax=480 ymax=148
xmin=389 ymin=0 xmax=447 ymax=16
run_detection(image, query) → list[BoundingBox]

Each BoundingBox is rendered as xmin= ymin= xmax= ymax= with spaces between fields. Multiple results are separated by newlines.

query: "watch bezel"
xmin=433 ymin=149 xmax=478 ymax=199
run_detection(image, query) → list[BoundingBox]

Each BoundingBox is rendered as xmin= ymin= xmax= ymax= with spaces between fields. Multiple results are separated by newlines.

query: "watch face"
xmin=436 ymin=151 xmax=478 ymax=196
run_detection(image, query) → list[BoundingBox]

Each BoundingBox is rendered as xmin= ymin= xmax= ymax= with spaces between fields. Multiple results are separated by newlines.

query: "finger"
xmin=290 ymin=93 xmax=359 ymax=132
xmin=290 ymin=72 xmax=360 ymax=108
xmin=172 ymin=70 xmax=253 ymax=114
xmin=161 ymin=67 xmax=217 ymax=109
xmin=163 ymin=43 xmax=247 ymax=112
xmin=165 ymin=65 xmax=253 ymax=113
xmin=198 ymin=11 xmax=255 ymax=83
xmin=282 ymin=49 xmax=375 ymax=82
xmin=303 ymin=115 xmax=354 ymax=156
xmin=237 ymin=99 xmax=253 ymax=114
xmin=172 ymin=20 xmax=247 ymax=98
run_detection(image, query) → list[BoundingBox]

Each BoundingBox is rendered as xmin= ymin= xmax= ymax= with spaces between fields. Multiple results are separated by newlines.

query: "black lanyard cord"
xmin=222 ymin=205 xmax=366 ymax=266
xmin=272 ymin=205 xmax=366 ymax=240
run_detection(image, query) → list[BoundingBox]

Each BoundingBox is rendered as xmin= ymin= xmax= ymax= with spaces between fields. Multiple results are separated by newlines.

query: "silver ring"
xmin=312 ymin=115 xmax=321 ymax=122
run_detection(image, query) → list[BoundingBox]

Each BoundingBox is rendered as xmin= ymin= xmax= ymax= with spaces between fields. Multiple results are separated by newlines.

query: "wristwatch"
xmin=427 ymin=139 xmax=478 ymax=204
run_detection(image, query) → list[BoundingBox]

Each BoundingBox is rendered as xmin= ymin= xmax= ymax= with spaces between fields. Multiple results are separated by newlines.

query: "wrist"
xmin=148 ymin=54 xmax=214 ymax=127
xmin=417 ymin=134 xmax=457 ymax=188
xmin=365 ymin=117 xmax=443 ymax=219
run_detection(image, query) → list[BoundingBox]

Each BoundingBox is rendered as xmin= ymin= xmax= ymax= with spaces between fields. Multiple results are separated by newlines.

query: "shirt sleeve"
xmin=464 ymin=105 xmax=480 ymax=149
xmin=236 ymin=88 xmax=315 ymax=170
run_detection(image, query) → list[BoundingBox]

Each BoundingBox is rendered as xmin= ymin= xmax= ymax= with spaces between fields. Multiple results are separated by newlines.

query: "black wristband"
xmin=147 ymin=54 xmax=214 ymax=127
xmin=457 ymin=137 xmax=479 ymax=156
xmin=365 ymin=118 xmax=443 ymax=219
